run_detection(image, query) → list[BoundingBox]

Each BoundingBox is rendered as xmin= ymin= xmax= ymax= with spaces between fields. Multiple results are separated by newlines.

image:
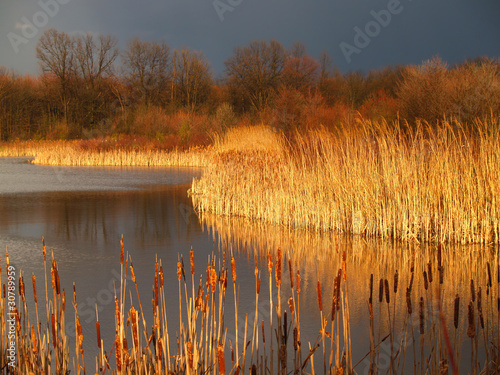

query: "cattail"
xmin=342 ymin=251 xmax=347 ymax=281
xmin=394 ymin=270 xmax=398 ymax=294
xmin=487 ymin=262 xmax=492 ymax=288
xmin=31 ymin=325 xmax=38 ymax=355
xmin=231 ymin=256 xmax=237 ymax=282
xmin=384 ymin=279 xmax=390 ymax=304
xmin=408 ymin=272 xmax=414 ymax=292
xmin=288 ymin=297 xmax=294 ymax=314
xmin=120 ymin=235 xmax=124 ymax=265
xmin=217 ymin=343 xmax=226 ymax=375
xmin=252 ymin=365 xmax=257 ymax=375
xmin=276 ymin=248 xmax=282 ymax=288
xmin=477 ymin=287 xmax=484 ymax=329
xmin=130 ymin=262 xmax=136 ymax=283
xmin=419 ymin=297 xmax=424 ymax=334
xmin=437 ymin=243 xmax=442 ymax=269
xmin=32 ymin=274 xmax=37 ymax=304
xmin=62 ymin=289 xmax=65 ymax=312
xmin=288 ymin=259 xmax=294 ymax=289
xmin=331 ymin=285 xmax=337 ymax=322
xmin=439 ymin=266 xmax=444 ymax=285
xmin=211 ymin=268 xmax=217 ymax=293
xmin=410 ymin=251 xmax=415 ymax=273
xmin=159 ymin=265 xmax=164 ymax=287
xmin=267 ymin=250 xmax=273 ymax=274
xmin=467 ymin=301 xmax=475 ymax=338
xmin=423 ymin=271 xmax=429 ymax=290
xmin=154 ymin=268 xmax=159 ymax=308
xmin=296 ymin=270 xmax=301 ymax=294
xmin=77 ymin=318 xmax=83 ymax=348
xmin=96 ymin=321 xmax=101 ymax=349
xmin=262 ymin=320 xmax=266 ymax=344
xmin=317 ymin=281 xmax=323 ymax=311
xmin=177 ymin=261 xmax=182 ymax=281
xmin=470 ymin=279 xmax=475 ymax=302
xmin=51 ymin=313 xmax=57 ymax=348
xmin=181 ymin=255 xmax=186 ymax=280
xmin=257 ymin=278 xmax=261 ymax=294
xmin=190 ymin=247 xmax=195 ymax=276
xmin=427 ymin=262 xmax=433 ymax=283
xmin=19 ymin=276 xmax=25 ymax=302
xmin=406 ymin=288 xmax=412 ymax=315
xmin=42 ymin=236 xmax=46 ymax=260
xmin=115 ymin=335 xmax=122 ymax=373
xmin=206 ymin=265 xmax=211 ymax=289
xmin=369 ymin=274 xmax=373 ymax=304
xmin=453 ymin=295 xmax=459 ymax=329
xmin=187 ymin=340 xmax=194 ymax=371
xmin=379 ymin=278 xmax=384 ymax=303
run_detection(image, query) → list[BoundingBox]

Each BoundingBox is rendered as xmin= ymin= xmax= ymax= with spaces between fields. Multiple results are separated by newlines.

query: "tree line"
xmin=0 ymin=28 xmax=498 ymax=143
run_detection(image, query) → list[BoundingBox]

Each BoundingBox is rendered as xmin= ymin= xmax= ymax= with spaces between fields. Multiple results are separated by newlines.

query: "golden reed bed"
xmin=191 ymin=119 xmax=500 ymax=244
xmin=0 ymin=140 xmax=210 ymax=168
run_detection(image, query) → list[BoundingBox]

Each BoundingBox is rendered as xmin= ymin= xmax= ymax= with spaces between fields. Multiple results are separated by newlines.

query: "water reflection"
xmin=199 ymin=212 xmax=500 ymax=373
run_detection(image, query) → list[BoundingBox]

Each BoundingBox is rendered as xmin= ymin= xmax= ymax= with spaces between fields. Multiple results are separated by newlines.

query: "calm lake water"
xmin=0 ymin=157 xmax=497 ymax=374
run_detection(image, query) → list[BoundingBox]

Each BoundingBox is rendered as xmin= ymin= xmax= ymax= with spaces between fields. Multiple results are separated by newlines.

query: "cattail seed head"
xmin=427 ymin=262 xmax=433 ymax=283
xmin=267 ymin=250 xmax=273 ymax=274
xmin=51 ymin=313 xmax=57 ymax=348
xmin=288 ymin=260 xmax=294 ymax=289
xmin=130 ymin=262 xmax=136 ymax=284
xmin=262 ymin=320 xmax=265 ymax=344
xmin=470 ymin=279 xmax=475 ymax=302
xmin=317 ymin=281 xmax=323 ymax=311
xmin=177 ymin=261 xmax=182 ymax=281
xmin=19 ymin=276 xmax=25 ymax=302
xmin=467 ymin=301 xmax=475 ymax=338
xmin=217 ymin=343 xmax=226 ymax=375
xmin=296 ymin=270 xmax=301 ymax=294
xmin=211 ymin=268 xmax=217 ymax=293
xmin=190 ymin=247 xmax=195 ymax=276
xmin=257 ymin=278 xmax=261 ymax=294
xmin=276 ymin=248 xmax=282 ymax=288
xmin=487 ymin=262 xmax=492 ymax=288
xmin=42 ymin=237 xmax=46 ymax=260
xmin=120 ymin=235 xmax=124 ymax=265
xmin=96 ymin=321 xmax=101 ymax=349
xmin=394 ymin=271 xmax=398 ymax=294
xmin=288 ymin=297 xmax=294 ymax=314
xmin=408 ymin=272 xmax=414 ymax=292
xmin=454 ymin=294 xmax=459 ymax=329
xmin=384 ymin=279 xmax=390 ymax=304
xmin=159 ymin=265 xmax=164 ymax=287
xmin=32 ymin=274 xmax=37 ymax=304
xmin=437 ymin=243 xmax=442 ymax=268
xmin=406 ymin=288 xmax=412 ymax=315
xmin=423 ymin=271 xmax=429 ymax=290
xmin=231 ymin=256 xmax=237 ymax=282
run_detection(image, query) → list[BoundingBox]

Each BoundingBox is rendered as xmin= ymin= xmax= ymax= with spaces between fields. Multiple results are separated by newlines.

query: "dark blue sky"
xmin=1 ymin=0 xmax=499 ymax=77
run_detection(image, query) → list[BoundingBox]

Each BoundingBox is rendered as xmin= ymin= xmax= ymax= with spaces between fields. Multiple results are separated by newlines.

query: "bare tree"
xmin=174 ymin=48 xmax=212 ymax=110
xmin=122 ymin=38 xmax=171 ymax=107
xmin=282 ymin=43 xmax=319 ymax=93
xmin=73 ymin=33 xmax=118 ymax=85
xmin=225 ymin=39 xmax=286 ymax=111
xmin=36 ymin=28 xmax=74 ymax=123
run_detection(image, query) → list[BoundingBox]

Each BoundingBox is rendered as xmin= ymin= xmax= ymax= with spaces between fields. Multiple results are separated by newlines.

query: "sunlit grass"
xmin=191 ymin=118 xmax=500 ymax=244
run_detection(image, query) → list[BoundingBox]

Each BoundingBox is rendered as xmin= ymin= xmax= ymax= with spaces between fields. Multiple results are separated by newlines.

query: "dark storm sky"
xmin=1 ymin=0 xmax=499 ymax=76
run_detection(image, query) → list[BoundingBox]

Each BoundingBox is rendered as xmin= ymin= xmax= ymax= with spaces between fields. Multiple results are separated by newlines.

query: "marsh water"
xmin=0 ymin=157 xmax=497 ymax=374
